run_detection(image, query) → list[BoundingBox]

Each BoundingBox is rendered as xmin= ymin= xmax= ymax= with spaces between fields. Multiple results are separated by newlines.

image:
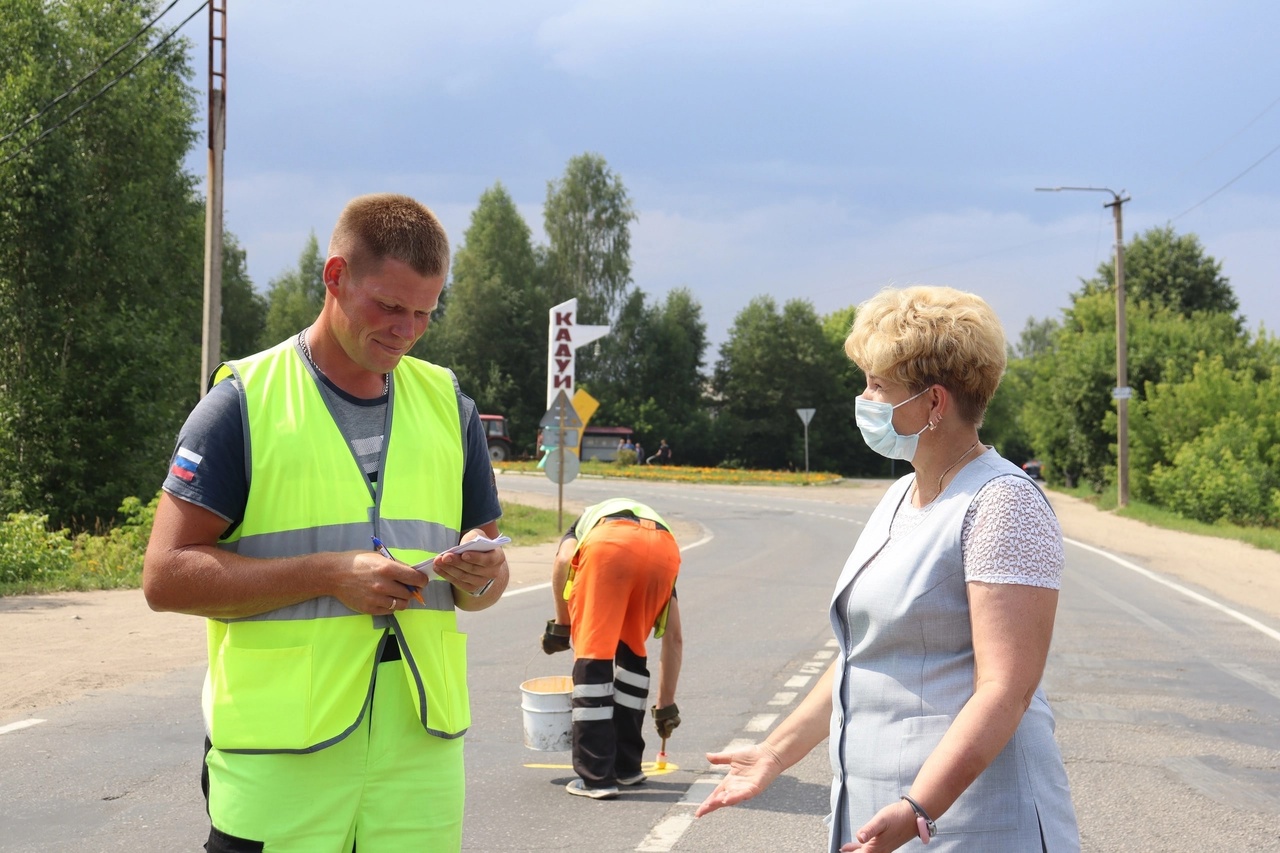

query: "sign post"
xmin=540 ymin=391 xmax=584 ymax=528
xmin=796 ymin=408 xmax=816 ymax=481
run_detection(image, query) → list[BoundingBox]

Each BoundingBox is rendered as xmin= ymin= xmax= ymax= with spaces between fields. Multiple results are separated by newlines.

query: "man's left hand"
xmin=433 ymin=534 xmax=505 ymax=597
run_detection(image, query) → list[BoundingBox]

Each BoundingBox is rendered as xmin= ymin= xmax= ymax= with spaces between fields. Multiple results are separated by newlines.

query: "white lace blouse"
xmin=888 ymin=474 xmax=1064 ymax=590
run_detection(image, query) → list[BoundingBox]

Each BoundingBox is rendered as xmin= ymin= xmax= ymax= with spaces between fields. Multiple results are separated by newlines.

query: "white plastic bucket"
xmin=520 ymin=675 xmax=573 ymax=751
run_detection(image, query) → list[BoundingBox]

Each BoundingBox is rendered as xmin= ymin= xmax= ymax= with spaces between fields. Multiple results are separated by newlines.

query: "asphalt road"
xmin=2 ymin=477 xmax=1279 ymax=851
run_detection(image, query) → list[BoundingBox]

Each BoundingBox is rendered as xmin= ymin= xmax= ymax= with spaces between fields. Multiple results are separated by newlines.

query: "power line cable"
xmin=1153 ymin=93 xmax=1280 ymax=197
xmin=0 ymin=1 xmax=208 ymax=170
xmin=1171 ymin=136 xmax=1280 ymax=222
xmin=0 ymin=0 xmax=188 ymax=149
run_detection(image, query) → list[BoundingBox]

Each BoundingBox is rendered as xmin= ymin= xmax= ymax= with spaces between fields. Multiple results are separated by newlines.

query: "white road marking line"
xmin=768 ymin=691 xmax=798 ymax=705
xmin=720 ymin=737 xmax=757 ymax=752
xmin=785 ymin=674 xmax=812 ymax=688
xmin=745 ymin=713 xmax=778 ymax=732
xmin=503 ymin=581 xmax=549 ymax=597
xmin=813 ymin=649 xmax=835 ymax=660
xmin=0 ymin=719 xmax=45 ymax=735
xmin=635 ymin=814 xmax=696 ymax=852
xmin=1065 ymin=537 xmax=1280 ymax=645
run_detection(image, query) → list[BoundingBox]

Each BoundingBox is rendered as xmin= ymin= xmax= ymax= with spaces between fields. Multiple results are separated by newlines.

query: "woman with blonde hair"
xmin=696 ymin=286 xmax=1079 ymax=851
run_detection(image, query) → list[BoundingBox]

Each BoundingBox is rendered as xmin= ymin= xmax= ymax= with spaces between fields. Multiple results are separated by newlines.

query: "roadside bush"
xmin=70 ymin=493 xmax=159 ymax=587
xmin=1149 ymin=415 xmax=1277 ymax=526
xmin=614 ymin=449 xmax=638 ymax=466
xmin=0 ymin=512 xmax=75 ymax=583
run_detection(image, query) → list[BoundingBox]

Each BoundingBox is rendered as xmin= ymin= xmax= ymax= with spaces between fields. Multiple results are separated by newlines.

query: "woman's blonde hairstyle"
xmin=328 ymin=193 xmax=450 ymax=278
xmin=844 ymin=286 xmax=1006 ymax=425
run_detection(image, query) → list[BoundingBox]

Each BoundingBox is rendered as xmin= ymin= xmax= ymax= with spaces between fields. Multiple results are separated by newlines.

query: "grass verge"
xmin=492 ymin=501 xmax=564 ymax=546
xmin=1 ymin=499 xmax=567 ymax=598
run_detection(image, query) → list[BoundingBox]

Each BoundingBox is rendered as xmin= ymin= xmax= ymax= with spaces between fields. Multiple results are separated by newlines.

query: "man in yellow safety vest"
xmin=144 ymin=193 xmax=508 ymax=852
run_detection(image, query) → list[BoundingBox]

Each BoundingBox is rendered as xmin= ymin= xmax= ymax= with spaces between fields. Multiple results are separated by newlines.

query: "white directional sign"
xmin=547 ymin=298 xmax=610 ymax=408
xmin=1111 ymin=386 xmax=1133 ymax=400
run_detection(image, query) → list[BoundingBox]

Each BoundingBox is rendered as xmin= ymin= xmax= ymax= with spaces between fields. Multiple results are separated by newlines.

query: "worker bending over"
xmin=541 ymin=498 xmax=683 ymax=799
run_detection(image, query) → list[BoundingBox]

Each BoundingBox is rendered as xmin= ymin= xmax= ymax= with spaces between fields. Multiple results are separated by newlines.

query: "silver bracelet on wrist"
xmin=901 ymin=794 xmax=937 ymax=840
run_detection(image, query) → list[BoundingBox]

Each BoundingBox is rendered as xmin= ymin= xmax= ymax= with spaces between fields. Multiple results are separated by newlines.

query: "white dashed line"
xmin=636 ymin=814 xmax=697 ymax=852
xmin=768 ymin=691 xmax=798 ymax=706
xmin=744 ymin=713 xmax=778 ymax=732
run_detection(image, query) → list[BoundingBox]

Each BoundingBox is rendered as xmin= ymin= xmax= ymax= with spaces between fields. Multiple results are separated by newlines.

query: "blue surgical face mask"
xmin=855 ymin=387 xmax=931 ymax=462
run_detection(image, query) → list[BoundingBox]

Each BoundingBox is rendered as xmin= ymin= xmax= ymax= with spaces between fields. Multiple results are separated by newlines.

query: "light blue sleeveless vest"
xmin=826 ymin=449 xmax=1079 ymax=852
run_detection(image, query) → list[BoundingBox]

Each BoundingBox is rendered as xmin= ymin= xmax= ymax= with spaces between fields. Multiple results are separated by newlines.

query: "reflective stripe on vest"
xmin=205 ymin=339 xmax=468 ymax=751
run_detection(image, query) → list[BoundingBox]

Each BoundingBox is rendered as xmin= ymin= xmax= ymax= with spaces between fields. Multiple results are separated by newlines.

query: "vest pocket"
xmin=898 ymin=714 xmax=1020 ymax=834
xmin=420 ymin=629 xmax=471 ymax=736
xmin=210 ymin=644 xmax=312 ymax=750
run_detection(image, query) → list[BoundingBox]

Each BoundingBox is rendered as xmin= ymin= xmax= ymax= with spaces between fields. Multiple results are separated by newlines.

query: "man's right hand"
xmin=652 ymin=703 xmax=681 ymax=738
xmin=541 ymin=620 xmax=571 ymax=654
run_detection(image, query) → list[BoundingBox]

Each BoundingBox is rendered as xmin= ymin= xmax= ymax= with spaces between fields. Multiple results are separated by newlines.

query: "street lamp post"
xmin=1035 ymin=186 xmax=1131 ymax=507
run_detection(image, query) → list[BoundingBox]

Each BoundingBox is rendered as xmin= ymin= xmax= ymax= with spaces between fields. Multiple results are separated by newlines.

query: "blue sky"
xmin=179 ymin=1 xmax=1280 ymax=354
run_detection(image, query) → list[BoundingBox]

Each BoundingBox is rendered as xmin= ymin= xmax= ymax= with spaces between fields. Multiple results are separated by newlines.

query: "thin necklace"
xmin=300 ymin=328 xmax=389 ymax=396
xmin=916 ymin=439 xmax=981 ymax=505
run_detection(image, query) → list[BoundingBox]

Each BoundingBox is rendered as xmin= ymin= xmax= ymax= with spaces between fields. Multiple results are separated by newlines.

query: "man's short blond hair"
xmin=844 ymin=286 xmax=1006 ymax=425
xmin=328 ymin=193 xmax=450 ymax=278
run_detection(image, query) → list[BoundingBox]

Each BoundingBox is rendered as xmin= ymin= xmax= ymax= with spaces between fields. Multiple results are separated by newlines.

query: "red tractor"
xmin=479 ymin=414 xmax=515 ymax=462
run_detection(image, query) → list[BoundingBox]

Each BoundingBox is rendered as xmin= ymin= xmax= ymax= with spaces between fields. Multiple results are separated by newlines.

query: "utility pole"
xmin=200 ymin=0 xmax=227 ymax=396
xmin=1035 ymin=186 xmax=1132 ymax=507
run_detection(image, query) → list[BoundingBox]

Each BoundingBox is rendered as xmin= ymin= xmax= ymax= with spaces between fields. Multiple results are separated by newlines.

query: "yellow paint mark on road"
xmin=523 ymin=759 xmax=679 ymax=776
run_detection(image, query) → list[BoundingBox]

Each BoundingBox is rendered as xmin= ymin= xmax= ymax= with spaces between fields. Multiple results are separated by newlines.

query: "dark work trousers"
xmin=571 ymin=641 xmax=650 ymax=788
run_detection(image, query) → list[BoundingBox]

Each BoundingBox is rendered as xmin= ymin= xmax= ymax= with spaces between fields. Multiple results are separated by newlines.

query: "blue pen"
xmin=372 ymin=536 xmax=424 ymax=605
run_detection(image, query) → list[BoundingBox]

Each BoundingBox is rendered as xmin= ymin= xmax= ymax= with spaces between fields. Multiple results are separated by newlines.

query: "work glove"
xmin=651 ymin=703 xmax=681 ymax=739
xmin=541 ymin=620 xmax=571 ymax=655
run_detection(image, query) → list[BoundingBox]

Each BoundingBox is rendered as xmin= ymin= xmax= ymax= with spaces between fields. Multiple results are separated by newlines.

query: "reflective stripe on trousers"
xmin=571 ymin=642 xmax=649 ymax=788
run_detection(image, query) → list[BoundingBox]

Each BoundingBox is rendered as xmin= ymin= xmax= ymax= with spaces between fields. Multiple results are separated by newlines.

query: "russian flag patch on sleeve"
xmin=170 ymin=447 xmax=202 ymax=482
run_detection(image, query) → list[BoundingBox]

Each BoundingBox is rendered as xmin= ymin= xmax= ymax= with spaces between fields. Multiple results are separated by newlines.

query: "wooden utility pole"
xmin=200 ymin=1 xmax=227 ymax=395
xmin=1107 ymin=193 xmax=1130 ymax=508
xmin=1035 ymin=185 xmax=1131 ymax=507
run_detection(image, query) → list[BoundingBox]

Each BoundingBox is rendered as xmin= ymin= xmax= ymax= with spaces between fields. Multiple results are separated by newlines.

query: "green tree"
xmin=417 ymin=183 xmax=546 ymax=452
xmin=1149 ymin=413 xmax=1277 ymax=525
xmin=1013 ymin=316 xmax=1060 ymax=358
xmin=1077 ymin=225 xmax=1239 ymax=319
xmin=1132 ymin=343 xmax=1280 ymax=508
xmin=579 ymin=287 xmax=713 ymax=464
xmin=1016 ymin=227 xmax=1247 ymax=492
xmin=712 ymin=297 xmax=861 ymax=472
xmin=262 ymin=232 xmax=325 ymax=345
xmin=817 ymin=305 xmax=884 ymax=476
xmin=0 ymin=0 xmax=203 ymax=526
xmin=220 ymin=232 xmax=267 ymax=359
xmin=543 ymin=152 xmax=636 ymax=323
xmin=1021 ymin=292 xmax=1247 ymax=489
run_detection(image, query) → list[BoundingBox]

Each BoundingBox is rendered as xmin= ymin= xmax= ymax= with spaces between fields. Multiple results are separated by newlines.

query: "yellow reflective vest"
xmin=204 ymin=339 xmax=470 ymax=752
